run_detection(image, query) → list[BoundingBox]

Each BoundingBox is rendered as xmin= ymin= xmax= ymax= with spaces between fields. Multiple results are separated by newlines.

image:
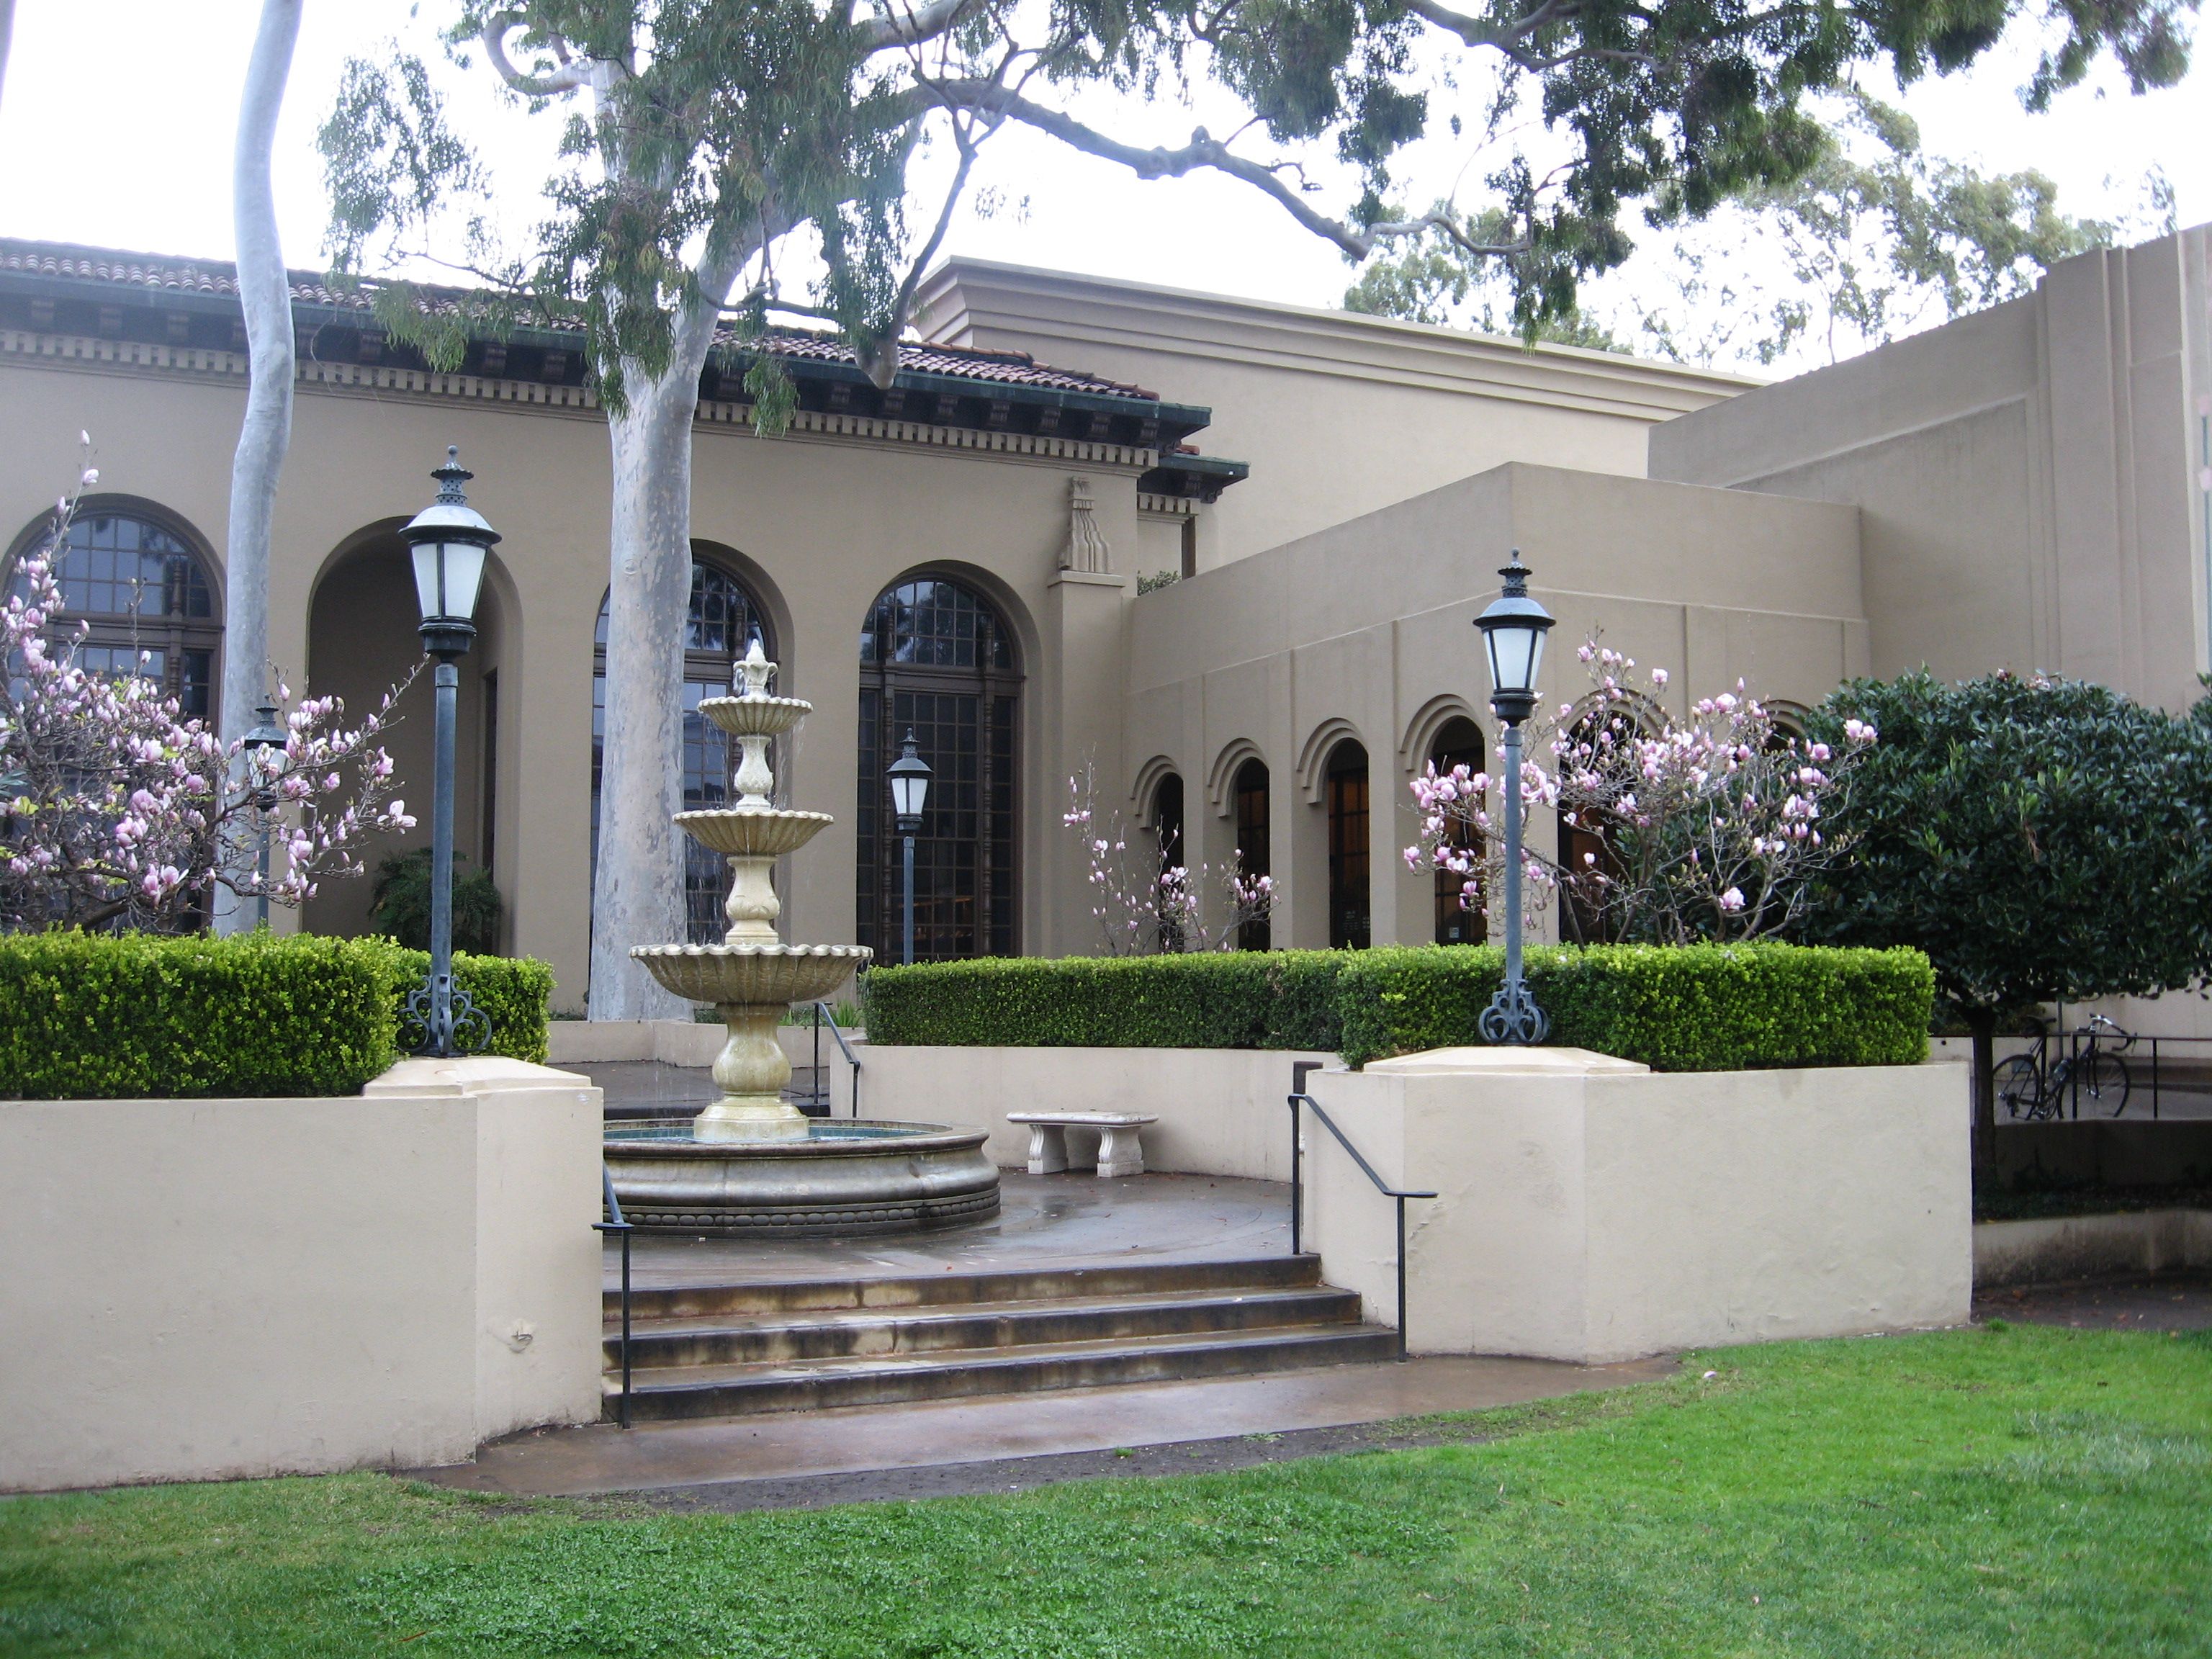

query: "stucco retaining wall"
xmin=831 ymin=1045 xmax=1328 ymax=1180
xmin=0 ymin=1057 xmax=603 ymax=1494
xmin=1304 ymin=1051 xmax=1972 ymax=1363
xmin=1974 ymin=1210 xmax=2212 ymax=1287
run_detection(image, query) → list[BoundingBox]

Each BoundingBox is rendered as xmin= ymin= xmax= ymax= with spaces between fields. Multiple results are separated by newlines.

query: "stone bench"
xmin=1007 ymin=1112 xmax=1158 ymax=1178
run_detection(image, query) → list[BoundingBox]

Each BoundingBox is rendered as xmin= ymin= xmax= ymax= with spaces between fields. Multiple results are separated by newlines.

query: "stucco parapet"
xmin=919 ymin=258 xmax=1755 ymax=422
xmin=1367 ymin=1046 xmax=1648 ymax=1076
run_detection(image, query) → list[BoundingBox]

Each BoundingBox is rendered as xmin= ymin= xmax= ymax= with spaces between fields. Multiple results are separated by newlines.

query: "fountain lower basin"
xmin=604 ymin=1118 xmax=1002 ymax=1235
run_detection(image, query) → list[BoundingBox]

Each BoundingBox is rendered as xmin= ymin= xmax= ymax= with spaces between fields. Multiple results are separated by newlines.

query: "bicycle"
xmin=1995 ymin=1014 xmax=2134 ymax=1121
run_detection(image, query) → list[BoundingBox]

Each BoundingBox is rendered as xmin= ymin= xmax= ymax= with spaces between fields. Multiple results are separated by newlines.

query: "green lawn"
xmin=4 ymin=1325 xmax=2207 ymax=1658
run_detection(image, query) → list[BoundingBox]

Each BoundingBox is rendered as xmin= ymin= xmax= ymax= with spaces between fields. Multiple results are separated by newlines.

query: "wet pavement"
xmin=1973 ymin=1271 xmax=2212 ymax=1332
xmin=423 ymin=1352 xmax=1675 ymax=1503
xmin=604 ymin=1170 xmax=1293 ymax=1290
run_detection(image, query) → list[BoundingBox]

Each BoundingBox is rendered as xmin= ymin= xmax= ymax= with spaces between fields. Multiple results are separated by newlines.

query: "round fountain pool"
xmin=603 ymin=1119 xmax=1001 ymax=1236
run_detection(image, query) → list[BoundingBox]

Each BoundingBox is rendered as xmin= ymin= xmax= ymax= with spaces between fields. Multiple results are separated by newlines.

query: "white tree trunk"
xmin=587 ymin=365 xmax=706 ymax=1019
xmin=215 ymin=0 xmax=300 ymax=935
xmin=0 ymin=3 xmax=17 ymax=115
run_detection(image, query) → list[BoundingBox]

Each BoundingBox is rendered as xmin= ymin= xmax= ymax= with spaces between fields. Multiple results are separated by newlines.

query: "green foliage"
xmin=1334 ymin=943 xmax=1932 ymax=1069
xmin=384 ymin=946 xmax=554 ymax=1064
xmin=315 ymin=0 xmax=2190 ymax=381
xmin=368 ymin=848 xmax=505 ymax=956
xmin=0 ymin=932 xmax=553 ymax=1098
xmin=864 ymin=942 xmax=1931 ymax=1070
xmin=5 ymin=1328 xmax=2207 ymax=1658
xmin=1805 ymin=671 xmax=2212 ymax=1015
xmin=1353 ymin=94 xmax=2141 ymax=364
xmin=1135 ymin=569 xmax=1182 ymax=594
xmin=863 ymin=952 xmax=1349 ymax=1052
xmin=0 ymin=932 xmax=399 ymax=1098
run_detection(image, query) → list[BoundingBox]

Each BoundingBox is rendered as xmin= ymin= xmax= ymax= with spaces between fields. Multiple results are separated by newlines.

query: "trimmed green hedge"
xmin=864 ymin=942 xmax=1934 ymax=1071
xmin=0 ymin=932 xmax=554 ymax=1099
xmin=861 ymin=952 xmax=1349 ymax=1052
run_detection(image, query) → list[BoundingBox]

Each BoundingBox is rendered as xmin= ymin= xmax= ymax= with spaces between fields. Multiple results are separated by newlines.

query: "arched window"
xmin=1557 ymin=700 xmax=1649 ymax=945
xmin=7 ymin=507 xmax=222 ymax=721
xmin=1151 ymin=772 xmax=1185 ymax=951
xmin=857 ymin=576 xmax=1020 ymax=961
xmin=1233 ymin=757 xmax=1270 ymax=951
xmin=1325 ymin=740 xmax=1370 ymax=950
xmin=1429 ymin=716 xmax=1485 ymax=945
xmin=592 ymin=558 xmax=770 ymax=943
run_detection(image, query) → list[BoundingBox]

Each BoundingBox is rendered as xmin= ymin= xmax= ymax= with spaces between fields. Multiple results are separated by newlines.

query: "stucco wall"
xmin=1303 ymin=1051 xmax=1972 ymax=1362
xmin=831 ymin=1043 xmax=1323 ymax=1180
xmin=1650 ymin=230 xmax=2212 ymax=713
xmin=918 ymin=258 xmax=1751 ymax=568
xmin=0 ymin=1057 xmax=602 ymax=1493
xmin=1122 ymin=461 xmax=1864 ymax=945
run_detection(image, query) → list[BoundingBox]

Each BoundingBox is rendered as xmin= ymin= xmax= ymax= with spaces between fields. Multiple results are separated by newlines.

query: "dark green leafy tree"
xmin=370 ymin=848 xmax=506 ymax=956
xmin=318 ymin=0 xmax=2190 ymax=1014
xmin=1804 ymin=672 xmax=2212 ymax=1164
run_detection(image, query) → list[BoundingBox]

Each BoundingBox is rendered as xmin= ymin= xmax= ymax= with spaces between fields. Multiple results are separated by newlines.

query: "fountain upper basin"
xmin=631 ymin=942 xmax=869 ymax=1006
xmin=673 ymin=808 xmax=834 ymax=857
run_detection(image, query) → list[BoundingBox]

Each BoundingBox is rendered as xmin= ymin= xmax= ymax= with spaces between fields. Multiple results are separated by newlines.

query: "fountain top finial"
xmin=736 ymin=638 xmax=775 ymax=700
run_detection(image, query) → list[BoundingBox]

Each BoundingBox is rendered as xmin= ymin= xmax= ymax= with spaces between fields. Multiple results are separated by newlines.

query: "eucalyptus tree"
xmin=215 ymin=0 xmax=305 ymax=937
xmin=319 ymin=0 xmax=2190 ymax=1015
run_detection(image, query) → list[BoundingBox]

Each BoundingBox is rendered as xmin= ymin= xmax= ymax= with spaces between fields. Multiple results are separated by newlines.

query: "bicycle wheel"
xmin=1993 ymin=1055 xmax=2044 ymax=1121
xmin=2077 ymin=1050 xmax=2132 ymax=1117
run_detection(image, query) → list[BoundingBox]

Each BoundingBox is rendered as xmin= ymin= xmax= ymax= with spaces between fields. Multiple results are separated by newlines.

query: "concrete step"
xmin=606 ymin=1284 xmax=1364 ymax=1367
xmin=603 ymin=1254 xmax=1325 ymax=1322
xmin=603 ymin=1323 xmax=1402 ymax=1420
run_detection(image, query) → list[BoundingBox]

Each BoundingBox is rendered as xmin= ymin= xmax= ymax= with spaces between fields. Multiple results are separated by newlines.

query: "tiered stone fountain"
xmin=602 ymin=644 xmax=999 ymax=1234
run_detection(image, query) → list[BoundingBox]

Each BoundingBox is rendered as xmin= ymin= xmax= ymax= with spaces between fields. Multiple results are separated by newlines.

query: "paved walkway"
xmin=604 ymin=1170 xmax=1294 ymax=1290
xmin=1974 ymin=1271 xmax=2212 ymax=1332
xmin=424 ymin=1354 xmax=1674 ymax=1503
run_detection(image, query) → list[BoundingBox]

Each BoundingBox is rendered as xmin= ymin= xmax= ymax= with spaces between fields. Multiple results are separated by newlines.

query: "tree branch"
xmin=857 ymin=0 xmax=982 ymax=53
xmin=481 ymin=11 xmax=590 ymax=96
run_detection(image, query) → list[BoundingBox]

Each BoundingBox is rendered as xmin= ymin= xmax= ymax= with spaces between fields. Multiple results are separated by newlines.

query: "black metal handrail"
xmin=593 ymin=1164 xmax=634 ymax=1429
xmin=1288 ymin=1059 xmax=1437 ymax=1362
xmin=809 ymin=1000 xmax=863 ymax=1118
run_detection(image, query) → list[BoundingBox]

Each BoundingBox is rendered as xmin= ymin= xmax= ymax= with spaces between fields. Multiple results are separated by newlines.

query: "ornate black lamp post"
xmin=1474 ymin=552 xmax=1555 ymax=1046
xmin=400 ymin=447 xmax=497 ymax=1056
xmin=886 ymin=731 xmax=931 ymax=966
xmin=241 ymin=701 xmax=287 ymax=930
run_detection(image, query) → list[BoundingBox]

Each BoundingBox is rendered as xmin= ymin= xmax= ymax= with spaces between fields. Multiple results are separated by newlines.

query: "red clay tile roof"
xmin=0 ymin=238 xmax=1161 ymax=402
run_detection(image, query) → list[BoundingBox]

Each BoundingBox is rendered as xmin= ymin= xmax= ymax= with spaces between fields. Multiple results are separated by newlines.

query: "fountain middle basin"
xmin=605 ymin=1118 xmax=1002 ymax=1235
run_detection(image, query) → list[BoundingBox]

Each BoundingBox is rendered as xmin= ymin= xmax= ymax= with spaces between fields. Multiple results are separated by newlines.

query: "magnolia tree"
xmin=0 ymin=490 xmax=415 ymax=933
xmin=1064 ymin=772 xmax=1271 ymax=956
xmin=1407 ymin=643 xmax=1874 ymax=945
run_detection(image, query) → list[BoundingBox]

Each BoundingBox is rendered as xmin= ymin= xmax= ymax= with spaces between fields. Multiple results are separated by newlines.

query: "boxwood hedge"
xmin=863 ymin=942 xmax=1933 ymax=1071
xmin=0 ymin=931 xmax=554 ymax=1099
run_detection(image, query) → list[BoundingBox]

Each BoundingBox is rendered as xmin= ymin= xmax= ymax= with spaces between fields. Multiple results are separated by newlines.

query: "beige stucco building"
xmin=1 ymin=226 xmax=2205 ymax=1008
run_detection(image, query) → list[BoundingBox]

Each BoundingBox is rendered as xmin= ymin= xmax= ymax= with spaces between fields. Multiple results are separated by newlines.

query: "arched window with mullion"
xmin=857 ymin=576 xmax=1020 ymax=961
xmin=592 ymin=557 xmax=769 ymax=943
xmin=6 ymin=506 xmax=222 ymax=722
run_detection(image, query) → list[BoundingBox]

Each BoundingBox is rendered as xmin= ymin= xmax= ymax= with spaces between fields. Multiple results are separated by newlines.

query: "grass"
xmin=3 ymin=1326 xmax=2208 ymax=1657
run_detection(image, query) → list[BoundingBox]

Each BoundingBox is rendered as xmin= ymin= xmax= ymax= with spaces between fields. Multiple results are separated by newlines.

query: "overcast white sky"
xmin=0 ymin=1 xmax=2202 ymax=367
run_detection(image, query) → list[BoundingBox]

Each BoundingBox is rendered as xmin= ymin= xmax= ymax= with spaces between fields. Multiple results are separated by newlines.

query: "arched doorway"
xmin=1429 ymin=716 xmax=1485 ymax=944
xmin=1325 ymin=739 xmax=1370 ymax=950
xmin=1233 ymin=757 xmax=1270 ymax=951
xmin=305 ymin=528 xmax=508 ymax=943
xmin=6 ymin=502 xmax=222 ymax=721
xmin=593 ymin=556 xmax=771 ymax=945
xmin=856 ymin=575 xmax=1021 ymax=961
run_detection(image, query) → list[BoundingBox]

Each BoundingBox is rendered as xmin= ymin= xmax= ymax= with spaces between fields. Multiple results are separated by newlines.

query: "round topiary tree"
xmin=1804 ymin=670 xmax=2212 ymax=1166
